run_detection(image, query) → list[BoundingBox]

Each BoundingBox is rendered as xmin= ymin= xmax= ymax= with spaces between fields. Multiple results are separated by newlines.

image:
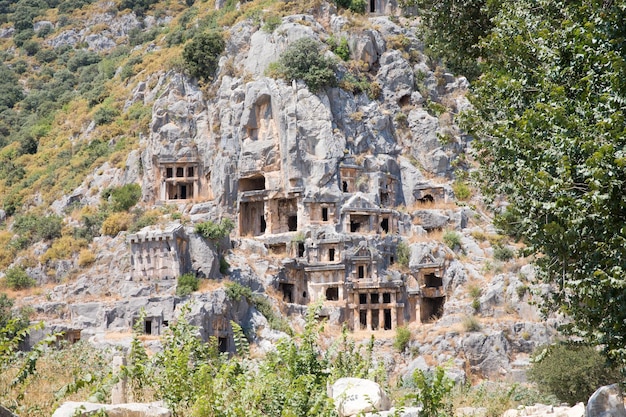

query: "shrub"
xmin=224 ymin=281 xmax=253 ymax=302
xmin=101 ymin=212 xmax=132 ymax=236
xmin=4 ymin=267 xmax=36 ymax=290
xmin=176 ymin=273 xmax=199 ymax=296
xmin=106 ymin=183 xmax=142 ymax=212
xmin=195 ymin=218 xmax=234 ymax=240
xmin=182 ymin=31 xmax=225 ymax=81
xmin=405 ymin=366 xmax=454 ymax=417
xmin=41 ymin=236 xmax=87 ymax=262
xmin=270 ymin=37 xmax=337 ymax=92
xmin=396 ymin=240 xmax=410 ymax=267
xmin=262 ymin=14 xmax=282 ymax=33
xmin=462 ymin=315 xmax=481 ymax=332
xmin=394 ymin=326 xmax=411 ymax=352
xmin=77 ymin=249 xmax=96 ymax=267
xmin=93 ymin=105 xmax=120 ymax=125
xmin=13 ymin=213 xmax=62 ymax=242
xmin=442 ymin=230 xmax=462 ymax=250
xmin=528 ymin=344 xmax=621 ymax=405
xmin=327 ymin=35 xmax=350 ymax=61
xmin=219 ymin=256 xmax=229 ymax=275
xmin=493 ymin=245 xmax=514 ymax=262
xmin=452 ymin=180 xmax=471 ymax=201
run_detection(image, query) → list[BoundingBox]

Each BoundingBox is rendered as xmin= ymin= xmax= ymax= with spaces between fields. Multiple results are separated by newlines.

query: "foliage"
xmin=13 ymin=213 xmax=62 ymax=243
xmin=462 ymin=315 xmax=481 ymax=332
xmin=466 ymin=0 xmax=626 ymax=364
xmin=327 ymin=35 xmax=350 ymax=61
xmin=493 ymin=245 xmax=514 ymax=262
xmin=77 ymin=249 xmax=96 ymax=267
xmin=124 ymin=310 xmax=151 ymax=402
xmin=400 ymin=0 xmax=498 ymax=80
xmin=452 ymin=180 xmax=471 ymax=201
xmin=442 ymin=230 xmax=461 ymax=250
xmin=528 ymin=343 xmax=621 ymax=405
xmin=100 ymin=212 xmax=132 ymax=236
xmin=93 ymin=105 xmax=120 ymax=126
xmin=104 ymin=183 xmax=142 ymax=212
xmin=334 ymin=0 xmax=366 ymax=13
xmin=41 ymin=235 xmax=88 ymax=262
xmin=182 ymin=31 xmax=225 ymax=81
xmin=396 ymin=240 xmax=410 ymax=268
xmin=270 ymin=38 xmax=337 ymax=92
xmin=262 ymin=14 xmax=282 ymax=33
xmin=394 ymin=326 xmax=411 ymax=352
xmin=4 ymin=266 xmax=36 ymax=290
xmin=405 ymin=366 xmax=454 ymax=417
xmin=176 ymin=273 xmax=199 ymax=296
xmin=219 ymin=256 xmax=229 ymax=275
xmin=195 ymin=218 xmax=234 ymax=240
xmin=225 ymin=281 xmax=253 ymax=302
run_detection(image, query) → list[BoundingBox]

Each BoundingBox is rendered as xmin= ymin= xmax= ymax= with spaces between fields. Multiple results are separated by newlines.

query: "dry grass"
xmin=198 ymin=277 xmax=225 ymax=293
xmin=407 ymin=228 xmax=445 ymax=244
xmin=0 ymin=342 xmax=113 ymax=417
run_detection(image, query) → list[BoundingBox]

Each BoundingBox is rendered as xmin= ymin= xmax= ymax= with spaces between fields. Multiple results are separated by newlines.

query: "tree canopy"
xmin=463 ymin=0 xmax=626 ymax=364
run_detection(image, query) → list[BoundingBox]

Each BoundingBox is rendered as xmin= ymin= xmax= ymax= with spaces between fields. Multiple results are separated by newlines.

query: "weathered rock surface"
xmin=587 ymin=385 xmax=626 ymax=417
xmin=329 ymin=378 xmax=391 ymax=417
xmin=51 ymin=401 xmax=170 ymax=417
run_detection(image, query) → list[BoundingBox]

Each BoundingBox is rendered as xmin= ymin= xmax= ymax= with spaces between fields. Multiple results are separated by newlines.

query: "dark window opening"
xmin=260 ymin=215 xmax=266 ymax=233
xmin=359 ymin=294 xmax=367 ymax=304
xmin=187 ymin=167 xmax=194 ymax=177
xmin=329 ymin=248 xmax=335 ymax=261
xmin=384 ymin=309 xmax=392 ymax=330
xmin=358 ymin=265 xmax=365 ymax=279
xmin=288 ymin=215 xmax=298 ymax=231
xmin=166 ymin=167 xmax=173 ymax=178
xmin=180 ymin=184 xmax=187 ymax=200
xmin=371 ymin=309 xmax=379 ymax=330
xmin=176 ymin=167 xmax=184 ymax=177
xmin=371 ymin=293 xmax=379 ymax=304
xmin=369 ymin=0 xmax=375 ymax=12
xmin=381 ymin=218 xmax=389 ymax=233
xmin=322 ymin=207 xmax=329 ymax=221
xmin=359 ymin=310 xmax=367 ymax=329
xmin=380 ymin=192 xmax=389 ymax=205
xmin=144 ymin=319 xmax=152 ymax=335
xmin=279 ymin=283 xmax=294 ymax=303
xmin=424 ymin=273 xmax=442 ymax=288
xmin=163 ymin=320 xmax=169 ymax=327
xmin=390 ymin=256 xmax=395 ymax=265
xmin=350 ymin=220 xmax=361 ymax=233
xmin=302 ymin=291 xmax=307 ymax=298
xmin=326 ymin=287 xmax=339 ymax=301
xmin=421 ymin=297 xmax=445 ymax=323
xmin=298 ymin=243 xmax=305 ymax=258
xmin=239 ymin=176 xmax=266 ymax=192
xmin=418 ymin=194 xmax=434 ymax=204
xmin=218 ymin=337 xmax=228 ymax=353
xmin=383 ymin=293 xmax=391 ymax=304
xmin=342 ymin=181 xmax=348 ymax=192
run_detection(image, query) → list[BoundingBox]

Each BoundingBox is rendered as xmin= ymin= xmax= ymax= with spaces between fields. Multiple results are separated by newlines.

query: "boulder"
xmin=329 ymin=378 xmax=391 ymax=417
xmin=51 ymin=402 xmax=171 ymax=417
xmin=0 ymin=405 xmax=18 ymax=417
xmin=587 ymin=385 xmax=626 ymax=417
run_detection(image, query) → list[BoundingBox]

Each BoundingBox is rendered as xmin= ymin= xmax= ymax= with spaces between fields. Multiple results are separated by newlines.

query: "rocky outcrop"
xmin=329 ymin=378 xmax=391 ymax=417
xmin=51 ymin=401 xmax=170 ymax=417
xmin=587 ymin=385 xmax=626 ymax=417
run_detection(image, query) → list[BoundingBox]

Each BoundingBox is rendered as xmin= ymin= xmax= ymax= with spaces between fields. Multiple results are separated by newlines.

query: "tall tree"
xmin=466 ymin=0 xmax=626 ymax=364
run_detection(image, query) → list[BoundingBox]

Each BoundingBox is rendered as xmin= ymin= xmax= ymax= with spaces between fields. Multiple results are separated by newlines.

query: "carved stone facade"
xmin=127 ymin=224 xmax=190 ymax=280
xmin=156 ymin=156 xmax=212 ymax=202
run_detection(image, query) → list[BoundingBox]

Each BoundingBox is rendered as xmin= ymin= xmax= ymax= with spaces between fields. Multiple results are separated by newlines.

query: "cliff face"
xmin=1 ymin=1 xmax=556 ymax=382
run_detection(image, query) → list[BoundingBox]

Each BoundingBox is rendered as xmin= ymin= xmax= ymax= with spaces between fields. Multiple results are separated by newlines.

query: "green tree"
xmin=405 ymin=366 xmax=454 ymax=417
xmin=182 ymin=31 xmax=225 ymax=81
xmin=272 ymin=37 xmax=337 ymax=92
xmin=528 ymin=343 xmax=621 ymax=405
xmin=399 ymin=0 xmax=499 ymax=80
xmin=466 ymin=0 xmax=626 ymax=364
